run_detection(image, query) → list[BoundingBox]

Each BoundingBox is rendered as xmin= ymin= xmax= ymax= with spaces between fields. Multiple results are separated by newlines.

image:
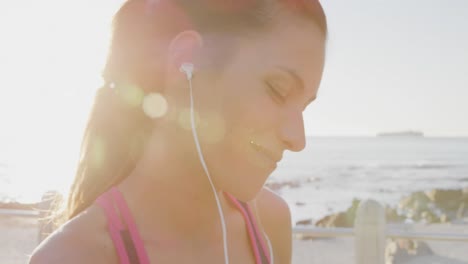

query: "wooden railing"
xmin=293 ymin=199 xmax=468 ymax=263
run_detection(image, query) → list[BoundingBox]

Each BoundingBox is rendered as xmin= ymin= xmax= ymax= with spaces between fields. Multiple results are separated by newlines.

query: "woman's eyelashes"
xmin=266 ymin=81 xmax=289 ymax=104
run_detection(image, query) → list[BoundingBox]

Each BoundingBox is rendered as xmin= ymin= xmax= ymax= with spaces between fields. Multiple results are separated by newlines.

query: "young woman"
xmin=30 ymin=0 xmax=327 ymax=263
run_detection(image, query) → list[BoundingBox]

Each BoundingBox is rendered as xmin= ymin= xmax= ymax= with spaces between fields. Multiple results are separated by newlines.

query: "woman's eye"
xmin=267 ymin=82 xmax=287 ymax=103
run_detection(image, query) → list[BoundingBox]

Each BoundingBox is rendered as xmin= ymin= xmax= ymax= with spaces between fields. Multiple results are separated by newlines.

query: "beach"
xmin=2 ymin=212 xmax=467 ymax=264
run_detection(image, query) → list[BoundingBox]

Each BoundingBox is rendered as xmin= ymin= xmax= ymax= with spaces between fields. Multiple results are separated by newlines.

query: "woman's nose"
xmin=279 ymin=110 xmax=306 ymax=152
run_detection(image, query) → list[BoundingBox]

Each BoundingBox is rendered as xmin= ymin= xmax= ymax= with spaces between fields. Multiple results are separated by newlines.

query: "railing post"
xmin=354 ymin=199 xmax=386 ymax=264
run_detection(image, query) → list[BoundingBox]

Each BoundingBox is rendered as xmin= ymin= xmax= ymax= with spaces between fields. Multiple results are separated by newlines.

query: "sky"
xmin=311 ymin=0 xmax=468 ymax=137
xmin=0 ymin=0 xmax=467 ymax=201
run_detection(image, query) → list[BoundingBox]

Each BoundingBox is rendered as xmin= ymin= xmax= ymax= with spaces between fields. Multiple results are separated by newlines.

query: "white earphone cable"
xmin=188 ymin=76 xmax=229 ymax=264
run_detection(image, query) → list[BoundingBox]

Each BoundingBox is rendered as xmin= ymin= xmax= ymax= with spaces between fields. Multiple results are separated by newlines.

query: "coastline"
xmin=292 ymin=188 xmax=468 ymax=228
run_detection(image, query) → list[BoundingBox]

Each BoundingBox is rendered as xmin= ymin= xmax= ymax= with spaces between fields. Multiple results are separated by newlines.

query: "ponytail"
xmin=65 ymin=84 xmax=151 ymax=221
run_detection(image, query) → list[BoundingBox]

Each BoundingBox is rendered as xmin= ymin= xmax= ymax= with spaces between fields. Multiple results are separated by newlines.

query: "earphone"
xmin=180 ymin=62 xmax=230 ymax=264
xmin=179 ymin=62 xmax=194 ymax=80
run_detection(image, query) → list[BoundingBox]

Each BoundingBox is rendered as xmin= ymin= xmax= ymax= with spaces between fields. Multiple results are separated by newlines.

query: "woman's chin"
xmin=225 ymin=181 xmax=267 ymax=203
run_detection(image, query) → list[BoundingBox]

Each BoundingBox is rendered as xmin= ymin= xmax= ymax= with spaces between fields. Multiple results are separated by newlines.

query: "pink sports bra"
xmin=95 ymin=187 xmax=272 ymax=264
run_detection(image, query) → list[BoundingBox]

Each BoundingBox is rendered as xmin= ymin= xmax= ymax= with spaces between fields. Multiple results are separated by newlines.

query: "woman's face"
xmin=167 ymin=16 xmax=326 ymax=202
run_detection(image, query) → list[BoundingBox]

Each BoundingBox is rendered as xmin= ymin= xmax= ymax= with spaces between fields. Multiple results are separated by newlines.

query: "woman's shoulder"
xmin=29 ymin=204 xmax=117 ymax=264
xmin=253 ymin=187 xmax=292 ymax=263
xmin=255 ymin=187 xmax=291 ymax=223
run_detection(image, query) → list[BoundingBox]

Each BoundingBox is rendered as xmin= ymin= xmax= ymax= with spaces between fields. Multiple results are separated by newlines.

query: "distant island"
xmin=377 ymin=130 xmax=424 ymax=137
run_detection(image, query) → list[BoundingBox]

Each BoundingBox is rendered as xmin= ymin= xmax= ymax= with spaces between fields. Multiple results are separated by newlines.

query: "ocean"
xmin=270 ymin=137 xmax=468 ymax=224
xmin=1 ymin=137 xmax=468 ymax=225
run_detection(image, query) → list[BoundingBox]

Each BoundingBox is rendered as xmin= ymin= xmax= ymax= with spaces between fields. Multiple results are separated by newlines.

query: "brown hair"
xmin=65 ymin=0 xmax=327 ymax=221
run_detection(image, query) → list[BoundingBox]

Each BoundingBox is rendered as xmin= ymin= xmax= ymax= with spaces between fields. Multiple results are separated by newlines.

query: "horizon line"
xmin=306 ymin=134 xmax=468 ymax=138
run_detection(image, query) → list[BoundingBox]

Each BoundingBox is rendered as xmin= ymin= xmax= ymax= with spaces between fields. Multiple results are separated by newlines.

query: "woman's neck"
xmin=118 ymin=130 xmax=232 ymax=240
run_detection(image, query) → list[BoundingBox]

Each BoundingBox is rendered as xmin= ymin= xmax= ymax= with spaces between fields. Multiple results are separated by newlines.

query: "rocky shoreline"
xmin=293 ymin=187 xmax=468 ymax=263
xmin=265 ymin=177 xmax=468 ymax=228
xmin=300 ymin=188 xmax=468 ymax=228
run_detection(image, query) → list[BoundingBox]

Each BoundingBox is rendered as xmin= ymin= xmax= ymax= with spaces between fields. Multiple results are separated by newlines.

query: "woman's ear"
xmin=167 ymin=30 xmax=204 ymax=73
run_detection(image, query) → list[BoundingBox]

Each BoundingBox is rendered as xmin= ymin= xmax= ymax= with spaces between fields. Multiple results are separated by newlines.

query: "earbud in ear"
xmin=179 ymin=62 xmax=194 ymax=80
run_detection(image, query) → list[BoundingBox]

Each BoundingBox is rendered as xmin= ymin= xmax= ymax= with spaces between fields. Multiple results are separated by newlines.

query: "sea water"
xmin=270 ymin=137 xmax=468 ymax=224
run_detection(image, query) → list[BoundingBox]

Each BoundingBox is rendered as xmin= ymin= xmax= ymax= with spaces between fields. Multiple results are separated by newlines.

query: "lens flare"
xmin=118 ymin=83 xmax=144 ymax=107
xmin=178 ymin=108 xmax=200 ymax=131
xmin=142 ymin=93 xmax=168 ymax=119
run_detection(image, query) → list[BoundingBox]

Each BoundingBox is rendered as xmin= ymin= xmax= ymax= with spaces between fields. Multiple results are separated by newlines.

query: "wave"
xmin=344 ymin=162 xmax=461 ymax=171
xmin=379 ymin=163 xmax=459 ymax=170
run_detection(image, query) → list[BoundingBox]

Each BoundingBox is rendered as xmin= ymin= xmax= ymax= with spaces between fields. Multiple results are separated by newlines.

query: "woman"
xmin=30 ymin=0 xmax=327 ymax=263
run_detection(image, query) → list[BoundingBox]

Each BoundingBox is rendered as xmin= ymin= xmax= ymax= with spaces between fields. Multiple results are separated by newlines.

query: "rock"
xmin=347 ymin=199 xmax=360 ymax=215
xmin=399 ymin=191 xmax=431 ymax=221
xmin=289 ymin=181 xmax=301 ymax=188
xmin=385 ymin=239 xmax=433 ymax=264
xmin=316 ymin=212 xmax=350 ymax=227
xmin=439 ymin=213 xmax=448 ymax=223
xmin=386 ymin=206 xmax=405 ymax=223
xmin=306 ymin=177 xmax=321 ymax=183
xmin=413 ymin=192 xmax=431 ymax=208
xmin=420 ymin=210 xmax=438 ymax=224
xmin=296 ymin=219 xmax=313 ymax=226
xmin=265 ymin=180 xmax=302 ymax=191
xmin=425 ymin=189 xmax=463 ymax=207
xmin=398 ymin=188 xmax=468 ymax=224
xmin=456 ymin=202 xmax=466 ymax=219
xmin=462 ymin=187 xmax=468 ymax=201
xmin=316 ymin=199 xmax=361 ymax=228
xmin=265 ymin=182 xmax=283 ymax=191
xmin=314 ymin=188 xmax=468 ymax=228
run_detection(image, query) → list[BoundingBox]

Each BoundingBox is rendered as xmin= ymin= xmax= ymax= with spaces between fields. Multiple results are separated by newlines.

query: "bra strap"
xmin=225 ymin=192 xmax=270 ymax=264
xmin=246 ymin=203 xmax=272 ymax=263
xmin=110 ymin=187 xmax=151 ymax=264
xmin=96 ymin=191 xmax=131 ymax=264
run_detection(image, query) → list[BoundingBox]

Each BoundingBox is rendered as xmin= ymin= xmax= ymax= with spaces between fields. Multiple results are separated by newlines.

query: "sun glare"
xmin=0 ymin=0 xmax=125 ymax=203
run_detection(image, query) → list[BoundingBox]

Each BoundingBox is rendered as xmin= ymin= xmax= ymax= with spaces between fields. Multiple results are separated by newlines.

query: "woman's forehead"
xmin=236 ymin=19 xmax=326 ymax=87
